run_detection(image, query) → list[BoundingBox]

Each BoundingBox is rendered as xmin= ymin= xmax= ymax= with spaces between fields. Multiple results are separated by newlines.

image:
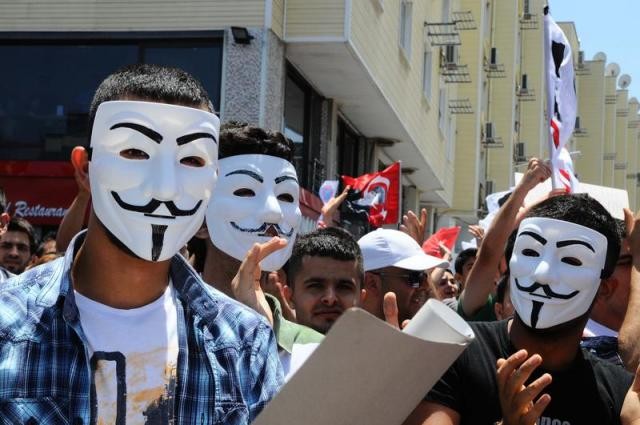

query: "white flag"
xmin=544 ymin=9 xmax=579 ymax=192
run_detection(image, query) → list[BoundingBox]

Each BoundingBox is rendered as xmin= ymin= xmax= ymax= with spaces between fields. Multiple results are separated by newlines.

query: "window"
xmin=422 ymin=47 xmax=433 ymax=101
xmin=284 ymin=64 xmax=324 ymax=191
xmin=0 ymin=34 xmax=223 ymax=161
xmin=399 ymin=1 xmax=413 ymax=58
xmin=336 ymin=118 xmax=365 ymax=178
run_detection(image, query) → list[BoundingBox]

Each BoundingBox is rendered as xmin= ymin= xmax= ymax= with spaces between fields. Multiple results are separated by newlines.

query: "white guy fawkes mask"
xmin=509 ymin=217 xmax=608 ymax=329
xmin=206 ymin=154 xmax=301 ymax=271
xmin=89 ymin=100 xmax=219 ymax=262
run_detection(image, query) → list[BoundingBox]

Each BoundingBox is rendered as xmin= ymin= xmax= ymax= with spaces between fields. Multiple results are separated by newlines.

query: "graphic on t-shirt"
xmin=90 ymin=348 xmax=178 ymax=425
xmin=75 ymin=282 xmax=180 ymax=425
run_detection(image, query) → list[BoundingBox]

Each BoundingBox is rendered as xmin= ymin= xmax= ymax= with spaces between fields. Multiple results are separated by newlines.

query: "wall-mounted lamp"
xmin=231 ymin=27 xmax=254 ymax=45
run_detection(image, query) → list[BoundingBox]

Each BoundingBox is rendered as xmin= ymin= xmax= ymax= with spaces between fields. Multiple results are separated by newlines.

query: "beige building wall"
xmin=349 ymin=0 xmax=459 ymax=204
xmin=575 ymin=59 xmax=606 ymax=184
xmin=451 ymin=0 xmax=487 ymax=216
xmin=486 ymin=0 xmax=519 ymax=192
xmin=285 ymin=0 xmax=345 ymax=39
xmin=627 ymin=99 xmax=639 ymax=209
xmin=518 ymin=0 xmax=546 ymax=162
xmin=271 ymin=0 xmax=285 ymax=39
xmin=603 ymin=75 xmax=618 ymax=186
xmin=0 ymin=0 xmax=265 ymax=30
xmin=614 ymin=89 xmax=629 ymax=189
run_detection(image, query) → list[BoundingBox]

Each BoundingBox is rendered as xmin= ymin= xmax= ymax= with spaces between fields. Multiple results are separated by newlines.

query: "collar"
xmin=584 ymin=319 xmax=618 ymax=338
xmin=34 ymin=230 xmax=221 ymax=325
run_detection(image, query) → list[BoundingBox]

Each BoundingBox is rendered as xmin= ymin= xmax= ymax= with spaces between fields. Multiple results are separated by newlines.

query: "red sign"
xmin=0 ymin=161 xmax=76 ymax=226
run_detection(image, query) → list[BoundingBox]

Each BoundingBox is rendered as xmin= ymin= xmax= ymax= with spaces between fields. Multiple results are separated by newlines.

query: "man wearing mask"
xmin=407 ymin=191 xmax=633 ymax=425
xmin=0 ymin=65 xmax=282 ymax=424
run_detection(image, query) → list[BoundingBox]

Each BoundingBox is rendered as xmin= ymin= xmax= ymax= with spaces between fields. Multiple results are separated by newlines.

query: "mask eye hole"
xmin=120 ymin=148 xmax=149 ymax=160
xmin=561 ymin=257 xmax=582 ymax=266
xmin=277 ymin=193 xmax=295 ymax=203
xmin=233 ymin=188 xmax=255 ymax=197
xmin=522 ymin=248 xmax=539 ymax=257
xmin=180 ymin=156 xmax=206 ymax=167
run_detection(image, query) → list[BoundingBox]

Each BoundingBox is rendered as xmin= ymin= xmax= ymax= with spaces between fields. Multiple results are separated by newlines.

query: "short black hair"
xmin=88 ymin=64 xmax=213 ymax=143
xmin=7 ymin=217 xmax=36 ymax=254
xmin=522 ymin=194 xmax=620 ymax=278
xmin=454 ymin=248 xmax=477 ymax=275
xmin=218 ymin=121 xmax=294 ymax=162
xmin=287 ymin=227 xmax=364 ymax=288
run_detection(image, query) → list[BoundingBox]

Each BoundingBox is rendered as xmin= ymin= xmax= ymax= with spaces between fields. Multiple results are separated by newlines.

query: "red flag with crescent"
xmin=341 ymin=162 xmax=401 ymax=228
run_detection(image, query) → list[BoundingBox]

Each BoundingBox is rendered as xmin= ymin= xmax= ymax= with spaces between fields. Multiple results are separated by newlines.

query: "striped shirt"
xmin=0 ymin=232 xmax=283 ymax=424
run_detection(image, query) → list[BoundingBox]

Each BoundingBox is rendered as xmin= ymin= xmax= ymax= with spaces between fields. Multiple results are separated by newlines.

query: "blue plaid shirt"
xmin=0 ymin=233 xmax=283 ymax=424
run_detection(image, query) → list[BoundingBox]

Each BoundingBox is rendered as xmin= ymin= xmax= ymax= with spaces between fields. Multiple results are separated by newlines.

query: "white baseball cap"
xmin=358 ymin=228 xmax=449 ymax=272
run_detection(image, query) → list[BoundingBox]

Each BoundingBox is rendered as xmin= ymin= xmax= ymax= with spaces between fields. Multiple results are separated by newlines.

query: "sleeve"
xmin=424 ymin=356 xmax=464 ymax=414
xmin=241 ymin=320 xmax=285 ymax=422
xmin=457 ymin=293 xmax=496 ymax=322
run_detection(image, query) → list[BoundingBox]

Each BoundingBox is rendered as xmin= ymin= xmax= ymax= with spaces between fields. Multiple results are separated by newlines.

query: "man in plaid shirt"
xmin=0 ymin=64 xmax=283 ymax=424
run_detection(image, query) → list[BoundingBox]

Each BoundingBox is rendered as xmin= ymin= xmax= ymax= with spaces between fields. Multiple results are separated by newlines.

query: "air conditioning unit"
xmin=515 ymin=142 xmax=526 ymax=162
xmin=485 ymin=180 xmax=494 ymax=196
xmin=485 ymin=122 xmax=494 ymax=142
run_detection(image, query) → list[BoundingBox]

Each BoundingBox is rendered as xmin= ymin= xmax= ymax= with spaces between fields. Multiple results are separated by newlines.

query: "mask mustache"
xmin=514 ymin=278 xmax=579 ymax=300
xmin=112 ymin=192 xmax=202 ymax=217
xmin=230 ymin=222 xmax=294 ymax=237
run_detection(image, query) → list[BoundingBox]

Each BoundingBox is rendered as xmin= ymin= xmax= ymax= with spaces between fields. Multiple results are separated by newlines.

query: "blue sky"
xmin=550 ymin=0 xmax=640 ymax=101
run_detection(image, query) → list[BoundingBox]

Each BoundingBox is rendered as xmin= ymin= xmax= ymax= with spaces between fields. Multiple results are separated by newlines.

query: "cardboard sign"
xmin=254 ymin=300 xmax=474 ymax=425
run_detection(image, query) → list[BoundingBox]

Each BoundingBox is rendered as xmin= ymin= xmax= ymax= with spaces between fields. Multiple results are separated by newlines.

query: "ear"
xmin=596 ymin=276 xmax=618 ymax=303
xmin=283 ymin=284 xmax=294 ymax=309
xmin=359 ymin=288 xmax=367 ymax=305
xmin=71 ymin=147 xmax=90 ymax=189
xmin=363 ymin=272 xmax=382 ymax=295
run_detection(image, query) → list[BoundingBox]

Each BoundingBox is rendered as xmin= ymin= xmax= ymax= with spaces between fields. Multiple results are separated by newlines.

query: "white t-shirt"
xmin=75 ymin=282 xmax=179 ymax=424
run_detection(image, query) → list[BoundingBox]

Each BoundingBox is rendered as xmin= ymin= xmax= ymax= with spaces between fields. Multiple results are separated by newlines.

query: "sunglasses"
xmin=372 ymin=270 xmax=427 ymax=288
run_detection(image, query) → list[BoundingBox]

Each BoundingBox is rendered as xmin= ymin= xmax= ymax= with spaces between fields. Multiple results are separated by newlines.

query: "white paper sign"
xmin=514 ymin=173 xmax=629 ymax=220
xmin=254 ymin=299 xmax=474 ymax=425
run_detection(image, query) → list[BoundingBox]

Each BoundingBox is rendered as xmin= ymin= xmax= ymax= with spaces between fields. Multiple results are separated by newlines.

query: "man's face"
xmin=89 ymin=101 xmax=219 ymax=262
xmin=206 ymin=154 xmax=301 ymax=271
xmin=288 ymin=256 xmax=361 ymax=334
xmin=0 ymin=231 xmax=32 ymax=273
xmin=509 ymin=217 xmax=608 ymax=329
xmin=377 ymin=266 xmax=431 ymax=323
xmin=435 ymin=271 xmax=458 ymax=300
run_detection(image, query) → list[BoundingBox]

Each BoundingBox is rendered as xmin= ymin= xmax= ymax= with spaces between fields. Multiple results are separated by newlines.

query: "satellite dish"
xmin=606 ymin=63 xmax=621 ymax=77
xmin=619 ymin=74 xmax=632 ymax=89
xmin=593 ymin=52 xmax=607 ymax=62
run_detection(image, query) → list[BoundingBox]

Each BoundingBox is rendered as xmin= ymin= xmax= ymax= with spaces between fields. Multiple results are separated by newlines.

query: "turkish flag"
xmin=341 ymin=162 xmax=401 ymax=228
xmin=422 ymin=226 xmax=461 ymax=258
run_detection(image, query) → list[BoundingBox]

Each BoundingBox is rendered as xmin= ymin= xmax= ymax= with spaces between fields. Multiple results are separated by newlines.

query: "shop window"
xmin=336 ymin=118 xmax=363 ymax=178
xmin=283 ymin=64 xmax=323 ymax=192
xmin=0 ymin=34 xmax=223 ymax=161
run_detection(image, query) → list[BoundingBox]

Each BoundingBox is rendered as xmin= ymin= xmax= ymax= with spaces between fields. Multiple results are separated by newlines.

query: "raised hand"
xmin=400 ymin=208 xmax=428 ymax=245
xmin=231 ymin=237 xmax=287 ymax=325
xmin=496 ymin=349 xmax=552 ymax=425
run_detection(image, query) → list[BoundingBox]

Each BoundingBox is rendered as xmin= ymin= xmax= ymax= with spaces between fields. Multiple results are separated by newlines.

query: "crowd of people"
xmin=1 ymin=64 xmax=640 ymax=424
